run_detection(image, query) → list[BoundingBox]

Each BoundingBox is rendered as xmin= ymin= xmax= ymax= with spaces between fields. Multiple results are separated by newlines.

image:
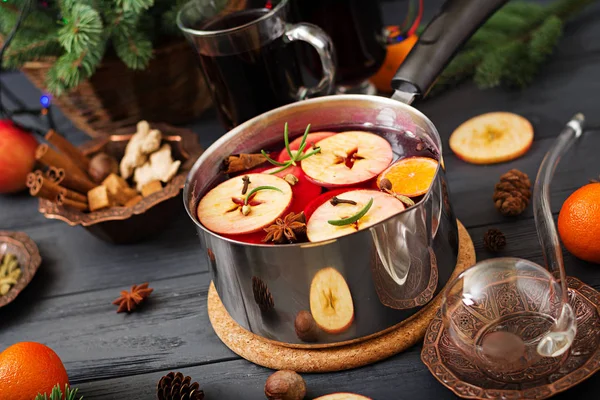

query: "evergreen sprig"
xmin=35 ymin=384 xmax=83 ymax=400
xmin=430 ymin=0 xmax=593 ymax=95
xmin=0 ymin=0 xmax=188 ymax=95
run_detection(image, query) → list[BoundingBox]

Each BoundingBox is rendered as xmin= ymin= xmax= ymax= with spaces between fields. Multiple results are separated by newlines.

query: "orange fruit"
xmin=449 ymin=112 xmax=534 ymax=165
xmin=558 ymin=183 xmax=600 ymax=264
xmin=377 ymin=156 xmax=438 ymax=197
xmin=370 ymin=35 xmax=418 ymax=93
xmin=0 ymin=342 xmax=69 ymax=400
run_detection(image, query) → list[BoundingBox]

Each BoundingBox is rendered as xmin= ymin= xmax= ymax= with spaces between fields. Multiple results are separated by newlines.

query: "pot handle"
xmin=391 ymin=0 xmax=509 ymax=99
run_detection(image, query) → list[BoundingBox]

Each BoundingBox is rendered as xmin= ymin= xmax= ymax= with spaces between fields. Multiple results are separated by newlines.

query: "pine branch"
xmin=58 ymin=4 xmax=103 ymax=54
xmin=2 ymin=32 xmax=61 ymax=67
xmin=46 ymin=40 xmax=105 ymax=95
xmin=35 ymin=383 xmax=83 ymax=400
xmin=161 ymin=0 xmax=188 ymax=36
xmin=529 ymin=16 xmax=563 ymax=64
xmin=112 ymin=30 xmax=153 ymax=70
xmin=116 ymin=0 xmax=154 ymax=14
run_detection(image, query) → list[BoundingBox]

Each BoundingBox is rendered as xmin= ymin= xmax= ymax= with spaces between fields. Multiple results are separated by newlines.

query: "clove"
xmin=330 ymin=196 xmax=357 ymax=206
xmin=241 ymin=175 xmax=251 ymax=195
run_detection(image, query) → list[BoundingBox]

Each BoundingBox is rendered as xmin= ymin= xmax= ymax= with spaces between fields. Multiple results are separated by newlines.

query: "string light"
xmin=40 ymin=94 xmax=51 ymax=108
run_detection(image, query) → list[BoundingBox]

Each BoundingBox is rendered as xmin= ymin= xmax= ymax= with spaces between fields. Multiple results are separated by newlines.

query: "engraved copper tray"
xmin=422 ymin=276 xmax=600 ymax=400
xmin=38 ymin=123 xmax=203 ymax=244
xmin=0 ymin=231 xmax=42 ymax=308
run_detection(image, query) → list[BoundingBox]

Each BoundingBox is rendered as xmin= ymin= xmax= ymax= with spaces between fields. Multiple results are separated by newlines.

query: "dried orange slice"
xmin=449 ymin=112 xmax=534 ymax=165
xmin=376 ymin=156 xmax=438 ymax=198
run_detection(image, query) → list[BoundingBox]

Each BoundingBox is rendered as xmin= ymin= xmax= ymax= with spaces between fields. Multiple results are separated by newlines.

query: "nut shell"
xmin=88 ymin=152 xmax=119 ymax=184
xmin=265 ymin=370 xmax=306 ymax=400
xmin=295 ymin=310 xmax=319 ymax=342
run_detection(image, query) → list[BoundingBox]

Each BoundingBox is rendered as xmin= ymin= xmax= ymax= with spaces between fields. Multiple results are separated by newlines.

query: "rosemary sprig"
xmin=328 ymin=198 xmax=374 ymax=226
xmin=244 ymin=186 xmax=283 ymax=205
xmin=260 ymin=123 xmax=321 ymax=174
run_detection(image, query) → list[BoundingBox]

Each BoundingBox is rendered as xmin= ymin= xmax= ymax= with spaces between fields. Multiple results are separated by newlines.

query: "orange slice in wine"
xmin=376 ymin=156 xmax=438 ymax=198
xmin=449 ymin=112 xmax=534 ymax=165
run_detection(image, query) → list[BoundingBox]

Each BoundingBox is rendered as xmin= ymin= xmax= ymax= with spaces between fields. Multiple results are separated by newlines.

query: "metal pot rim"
xmin=183 ymin=94 xmax=444 ymax=248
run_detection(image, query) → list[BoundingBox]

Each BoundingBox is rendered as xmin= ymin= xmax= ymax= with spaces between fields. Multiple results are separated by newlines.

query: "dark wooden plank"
xmin=0 ymin=272 xmax=238 ymax=382
xmin=75 ymin=353 xmax=600 ymax=400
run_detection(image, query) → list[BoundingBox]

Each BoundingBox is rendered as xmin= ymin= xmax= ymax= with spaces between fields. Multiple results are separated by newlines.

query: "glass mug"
xmin=177 ymin=0 xmax=336 ymax=131
xmin=291 ymin=0 xmax=386 ymax=95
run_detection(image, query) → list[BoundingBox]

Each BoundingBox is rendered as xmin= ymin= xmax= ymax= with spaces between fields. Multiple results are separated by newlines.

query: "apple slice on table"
xmin=315 ymin=394 xmax=372 ymax=400
xmin=196 ymin=173 xmax=292 ymax=235
xmin=306 ymin=190 xmax=405 ymax=242
xmin=277 ymin=131 xmax=336 ymax=163
xmin=449 ymin=112 xmax=534 ymax=165
xmin=310 ymin=267 xmax=354 ymax=334
xmin=301 ymin=131 xmax=393 ymax=188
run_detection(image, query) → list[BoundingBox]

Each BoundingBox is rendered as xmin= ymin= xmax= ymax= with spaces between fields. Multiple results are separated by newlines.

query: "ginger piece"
xmin=133 ymin=144 xmax=181 ymax=191
xmin=141 ymin=180 xmax=163 ymax=197
xmin=88 ymin=185 xmax=111 ymax=212
xmin=120 ymin=120 xmax=162 ymax=179
xmin=102 ymin=173 xmax=138 ymax=205
xmin=125 ymin=195 xmax=143 ymax=207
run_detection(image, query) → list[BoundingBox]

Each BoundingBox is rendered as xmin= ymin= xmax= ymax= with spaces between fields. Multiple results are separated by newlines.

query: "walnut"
xmin=120 ymin=120 xmax=161 ymax=179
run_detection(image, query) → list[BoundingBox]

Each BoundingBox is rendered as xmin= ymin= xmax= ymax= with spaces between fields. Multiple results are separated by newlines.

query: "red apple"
xmin=306 ymin=189 xmax=405 ymax=242
xmin=196 ymin=173 xmax=293 ymax=235
xmin=0 ymin=120 xmax=37 ymax=194
xmin=277 ymin=131 xmax=336 ymax=163
xmin=301 ymin=131 xmax=393 ymax=188
xmin=221 ymin=231 xmax=266 ymax=244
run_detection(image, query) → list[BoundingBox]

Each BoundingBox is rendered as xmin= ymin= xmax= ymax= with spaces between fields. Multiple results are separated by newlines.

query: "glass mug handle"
xmin=284 ymin=23 xmax=336 ymax=100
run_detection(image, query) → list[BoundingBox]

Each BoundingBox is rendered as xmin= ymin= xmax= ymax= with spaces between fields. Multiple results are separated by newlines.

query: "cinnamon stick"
xmin=45 ymin=130 xmax=90 ymax=171
xmin=59 ymin=187 xmax=88 ymax=204
xmin=57 ymin=192 xmax=88 ymax=211
xmin=35 ymin=144 xmax=93 ymax=187
xmin=26 ymin=171 xmax=42 ymax=188
xmin=223 ymin=153 xmax=268 ymax=174
xmin=46 ymin=167 xmax=96 ymax=193
xmin=46 ymin=166 xmax=65 ymax=185
xmin=29 ymin=174 xmax=61 ymax=201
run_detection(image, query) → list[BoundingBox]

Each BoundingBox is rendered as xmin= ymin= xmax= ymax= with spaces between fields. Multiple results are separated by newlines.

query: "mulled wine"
xmin=195 ymin=125 xmax=440 ymax=245
xmin=197 ymin=9 xmax=304 ymax=130
xmin=292 ymin=0 xmax=386 ymax=87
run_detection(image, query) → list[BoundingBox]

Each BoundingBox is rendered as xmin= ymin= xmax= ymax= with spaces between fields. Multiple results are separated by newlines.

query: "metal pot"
xmin=184 ymin=0 xmax=508 ymax=346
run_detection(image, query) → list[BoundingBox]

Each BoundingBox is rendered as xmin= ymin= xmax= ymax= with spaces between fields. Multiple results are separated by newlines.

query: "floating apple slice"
xmin=301 ymin=131 xmax=393 ymax=188
xmin=310 ymin=267 xmax=354 ymax=334
xmin=197 ymin=173 xmax=292 ymax=235
xmin=306 ymin=190 xmax=404 ymax=242
xmin=262 ymin=165 xmax=322 ymax=214
xmin=314 ymin=394 xmax=372 ymax=400
xmin=449 ymin=112 xmax=534 ymax=164
xmin=304 ymin=188 xmax=355 ymax=220
xmin=277 ymin=131 xmax=336 ymax=163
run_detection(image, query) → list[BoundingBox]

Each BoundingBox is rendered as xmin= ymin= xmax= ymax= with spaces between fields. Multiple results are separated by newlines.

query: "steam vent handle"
xmin=391 ymin=0 xmax=509 ymax=99
xmin=533 ymin=113 xmax=585 ymax=300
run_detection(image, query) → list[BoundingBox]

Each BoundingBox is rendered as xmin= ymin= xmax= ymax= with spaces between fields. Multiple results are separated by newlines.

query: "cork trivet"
xmin=208 ymin=221 xmax=475 ymax=373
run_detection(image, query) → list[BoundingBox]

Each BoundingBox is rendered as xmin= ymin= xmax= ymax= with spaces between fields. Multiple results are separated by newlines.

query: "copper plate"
xmin=38 ymin=123 xmax=203 ymax=243
xmin=0 ymin=231 xmax=42 ymax=308
xmin=422 ymin=276 xmax=600 ymax=400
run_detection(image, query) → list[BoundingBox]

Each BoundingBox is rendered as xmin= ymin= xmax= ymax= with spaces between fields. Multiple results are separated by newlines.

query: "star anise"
xmin=263 ymin=212 xmax=306 ymax=244
xmin=112 ymin=282 xmax=153 ymax=313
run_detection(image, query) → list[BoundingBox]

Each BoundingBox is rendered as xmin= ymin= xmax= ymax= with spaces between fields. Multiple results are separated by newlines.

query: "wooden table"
xmin=1 ymin=1 xmax=600 ymax=398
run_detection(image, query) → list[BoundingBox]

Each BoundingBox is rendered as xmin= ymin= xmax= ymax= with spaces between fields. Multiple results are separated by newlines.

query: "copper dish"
xmin=421 ymin=275 xmax=600 ymax=400
xmin=0 ymin=231 xmax=42 ymax=308
xmin=38 ymin=123 xmax=203 ymax=244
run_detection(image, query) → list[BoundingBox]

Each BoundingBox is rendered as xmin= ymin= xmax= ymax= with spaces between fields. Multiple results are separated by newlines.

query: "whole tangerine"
xmin=0 ymin=342 xmax=69 ymax=400
xmin=558 ymin=183 xmax=600 ymax=264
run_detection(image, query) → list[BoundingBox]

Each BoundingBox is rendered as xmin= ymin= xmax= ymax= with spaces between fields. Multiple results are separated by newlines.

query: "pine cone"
xmin=157 ymin=372 xmax=204 ymax=400
xmin=252 ymin=276 xmax=274 ymax=312
xmin=493 ymin=169 xmax=531 ymax=216
xmin=483 ymin=228 xmax=507 ymax=252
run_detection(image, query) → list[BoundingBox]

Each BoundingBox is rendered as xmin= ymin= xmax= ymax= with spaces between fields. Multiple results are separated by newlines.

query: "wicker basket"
xmin=21 ymin=40 xmax=213 ymax=138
